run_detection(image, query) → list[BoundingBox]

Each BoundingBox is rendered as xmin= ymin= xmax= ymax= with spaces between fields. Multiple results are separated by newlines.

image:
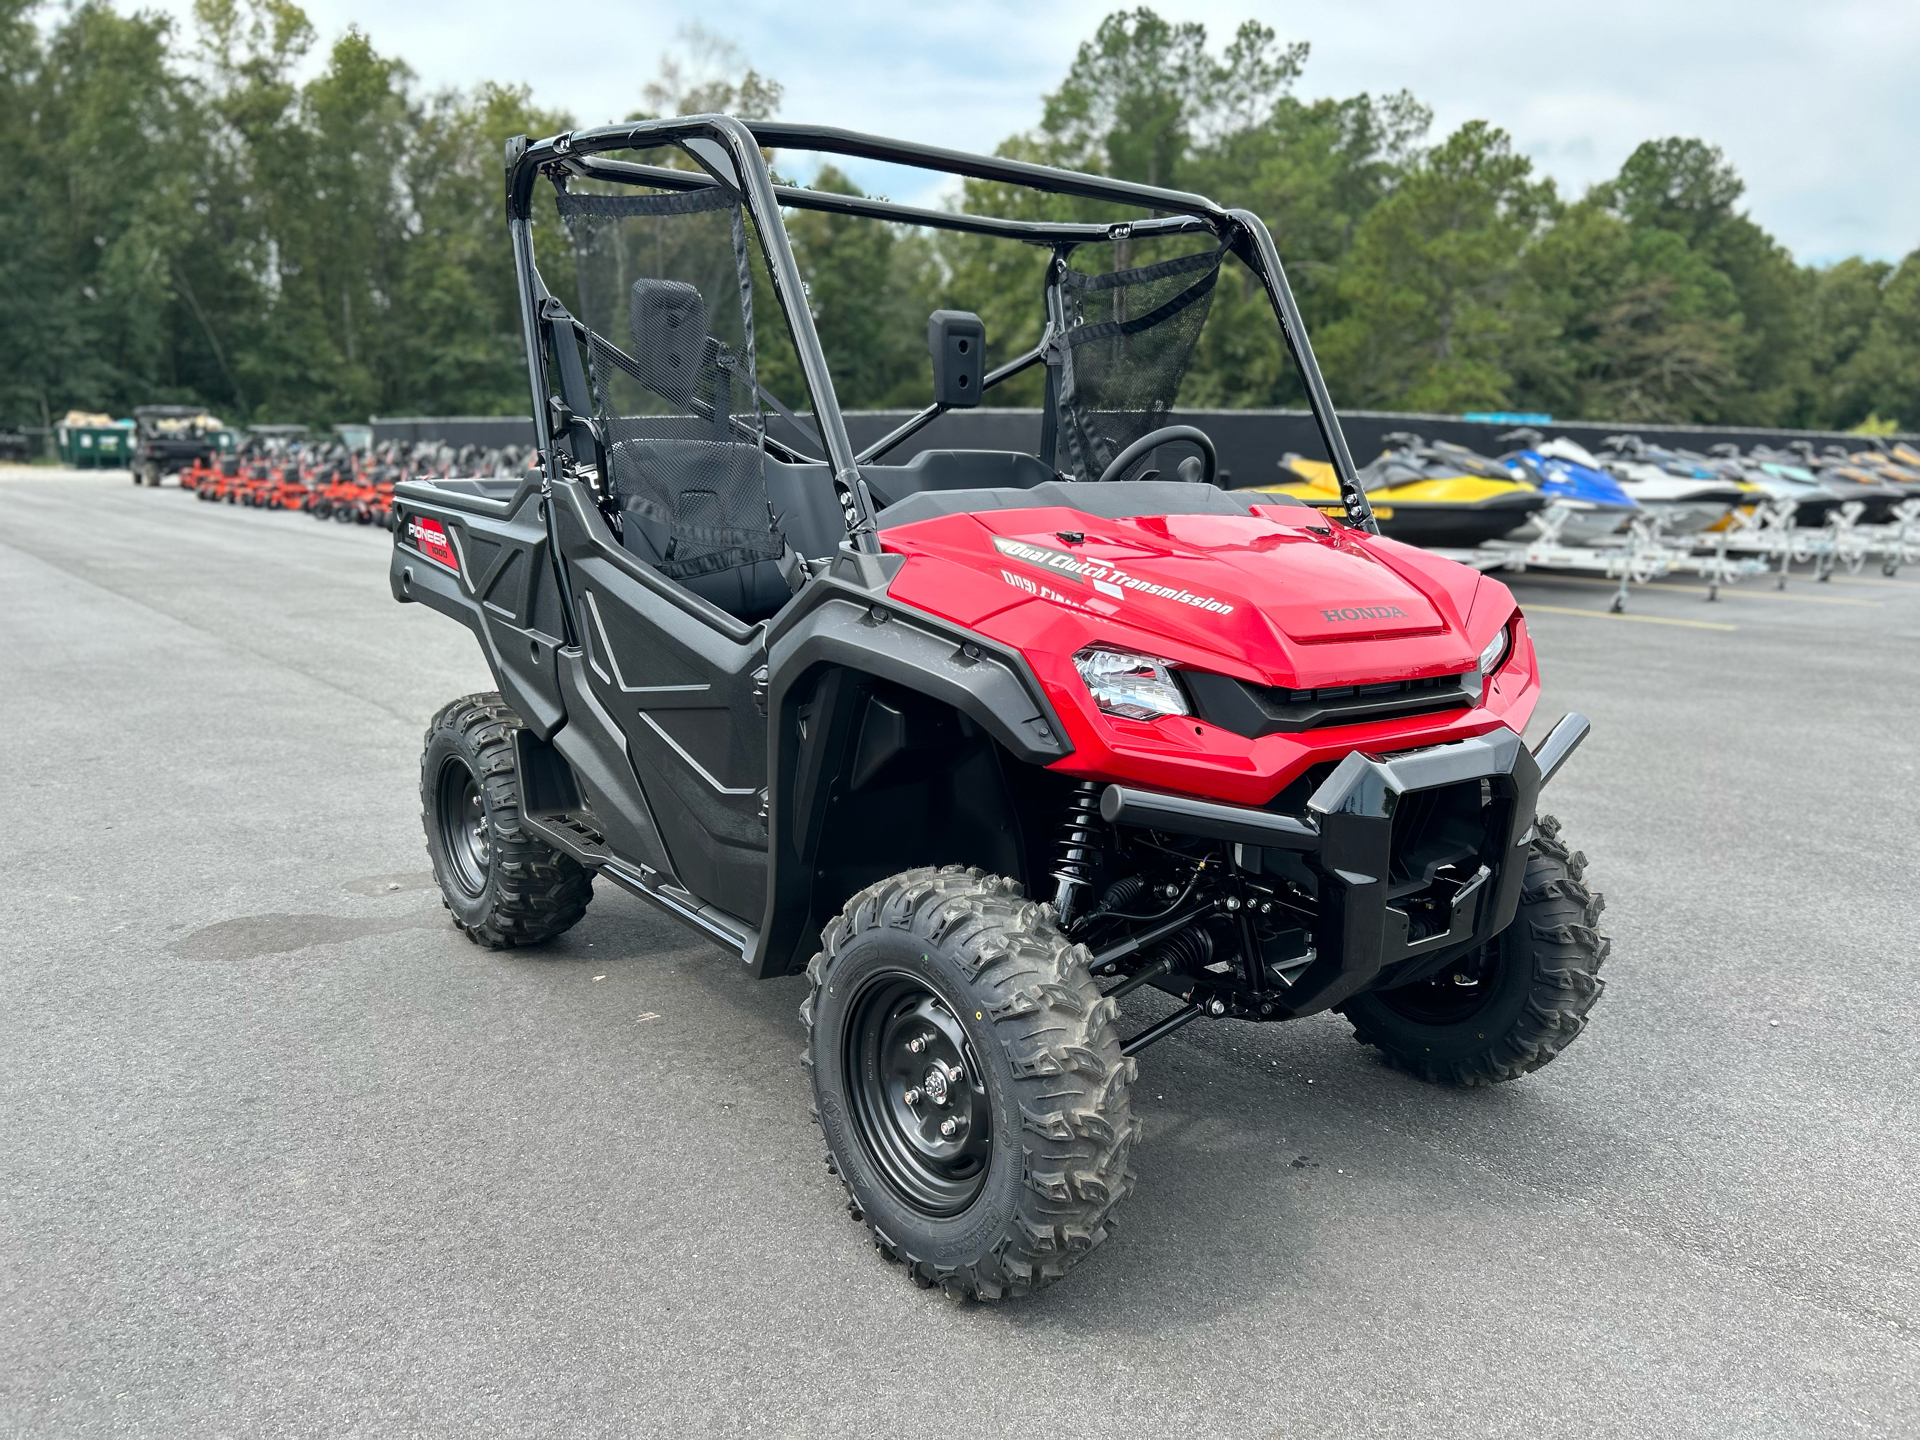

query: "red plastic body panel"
xmin=881 ymin=505 xmax=1539 ymax=808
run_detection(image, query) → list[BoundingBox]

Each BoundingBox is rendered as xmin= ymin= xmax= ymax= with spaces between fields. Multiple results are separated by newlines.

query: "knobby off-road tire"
xmin=803 ymin=867 xmax=1140 ymax=1300
xmin=421 ymin=693 xmax=592 ymax=949
xmin=1339 ymin=814 xmax=1607 ymax=1086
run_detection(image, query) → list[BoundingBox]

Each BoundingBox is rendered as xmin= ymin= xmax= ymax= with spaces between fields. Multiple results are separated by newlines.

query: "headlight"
xmin=1073 ymin=647 xmax=1189 ymax=721
xmin=1478 ymin=620 xmax=1513 ymax=677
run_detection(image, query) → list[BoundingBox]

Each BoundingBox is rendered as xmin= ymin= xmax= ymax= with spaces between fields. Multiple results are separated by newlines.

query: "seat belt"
xmin=539 ymin=299 xmax=601 ymax=471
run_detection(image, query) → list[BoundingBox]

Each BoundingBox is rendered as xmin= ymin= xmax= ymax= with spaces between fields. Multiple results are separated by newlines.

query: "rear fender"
xmin=391 ymin=476 xmax=568 ymax=738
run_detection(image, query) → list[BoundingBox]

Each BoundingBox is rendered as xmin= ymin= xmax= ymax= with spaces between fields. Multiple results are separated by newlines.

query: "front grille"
xmin=1186 ymin=669 xmax=1473 ymax=739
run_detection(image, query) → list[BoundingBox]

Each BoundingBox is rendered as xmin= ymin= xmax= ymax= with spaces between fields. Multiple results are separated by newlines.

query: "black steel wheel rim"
xmin=437 ymin=759 xmax=490 ymax=898
xmin=843 ymin=971 xmax=992 ymax=1217
xmin=1376 ymin=937 xmax=1505 ymax=1026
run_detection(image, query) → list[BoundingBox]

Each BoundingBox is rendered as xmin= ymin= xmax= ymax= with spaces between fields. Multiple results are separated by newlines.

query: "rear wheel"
xmin=1339 ymin=815 xmax=1607 ymax=1086
xmin=804 ymin=867 xmax=1139 ymax=1300
xmin=421 ymin=694 xmax=592 ymax=949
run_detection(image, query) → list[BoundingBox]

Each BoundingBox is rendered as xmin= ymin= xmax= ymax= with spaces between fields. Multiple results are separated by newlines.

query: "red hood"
xmin=877 ymin=500 xmax=1534 ymax=807
xmin=881 ymin=503 xmax=1493 ymax=688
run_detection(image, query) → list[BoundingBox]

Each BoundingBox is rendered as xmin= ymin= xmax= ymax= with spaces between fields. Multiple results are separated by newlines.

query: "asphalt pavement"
xmin=3 ymin=470 xmax=1917 ymax=1438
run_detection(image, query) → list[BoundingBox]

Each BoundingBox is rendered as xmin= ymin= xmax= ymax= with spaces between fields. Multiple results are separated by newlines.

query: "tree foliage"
xmin=2 ymin=2 xmax=1914 ymax=433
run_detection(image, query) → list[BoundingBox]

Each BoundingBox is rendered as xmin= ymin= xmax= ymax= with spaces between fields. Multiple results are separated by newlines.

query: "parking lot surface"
xmin=4 ymin=473 xmax=1917 ymax=1437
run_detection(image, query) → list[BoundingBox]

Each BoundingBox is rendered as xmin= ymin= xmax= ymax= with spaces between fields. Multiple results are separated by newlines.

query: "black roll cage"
xmin=503 ymin=113 xmax=1376 ymax=579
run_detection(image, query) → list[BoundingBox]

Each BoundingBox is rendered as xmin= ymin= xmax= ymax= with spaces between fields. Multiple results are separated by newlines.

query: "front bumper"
xmin=1099 ymin=715 xmax=1589 ymax=1016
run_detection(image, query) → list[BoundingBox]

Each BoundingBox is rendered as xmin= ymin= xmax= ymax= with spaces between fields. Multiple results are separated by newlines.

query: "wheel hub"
xmin=919 ymin=1059 xmax=959 ymax=1106
xmin=1377 ymin=937 xmax=1504 ymax=1025
xmin=436 ymin=759 xmax=491 ymax=898
xmin=843 ymin=973 xmax=992 ymax=1217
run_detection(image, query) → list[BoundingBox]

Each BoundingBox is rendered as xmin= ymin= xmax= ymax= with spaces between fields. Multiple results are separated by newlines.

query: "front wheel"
xmin=804 ymin=867 xmax=1139 ymax=1300
xmin=1338 ymin=814 xmax=1607 ymax=1086
xmin=421 ymin=694 xmax=592 ymax=948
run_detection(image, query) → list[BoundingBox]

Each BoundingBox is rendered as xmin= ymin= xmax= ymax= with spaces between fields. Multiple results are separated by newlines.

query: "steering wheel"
xmin=1096 ymin=424 xmax=1218 ymax=486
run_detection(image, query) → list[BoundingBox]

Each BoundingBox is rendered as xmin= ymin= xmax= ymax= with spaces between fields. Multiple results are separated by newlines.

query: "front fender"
xmin=748 ymin=578 xmax=1072 ymax=977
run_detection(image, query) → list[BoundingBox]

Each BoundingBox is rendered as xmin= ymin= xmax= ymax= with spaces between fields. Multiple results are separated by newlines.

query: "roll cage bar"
xmin=503 ymin=114 xmax=1376 ymax=561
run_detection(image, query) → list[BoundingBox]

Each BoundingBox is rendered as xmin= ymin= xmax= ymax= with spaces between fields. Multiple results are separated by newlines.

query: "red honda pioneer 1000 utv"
xmin=391 ymin=117 xmax=1606 ymax=1300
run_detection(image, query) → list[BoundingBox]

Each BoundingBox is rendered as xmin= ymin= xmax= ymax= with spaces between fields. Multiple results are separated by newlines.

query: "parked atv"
xmin=391 ymin=116 xmax=1608 ymax=1300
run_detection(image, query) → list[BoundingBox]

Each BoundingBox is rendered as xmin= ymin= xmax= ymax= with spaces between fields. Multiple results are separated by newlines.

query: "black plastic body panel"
xmin=750 ymin=570 xmax=1073 ymax=977
xmin=1291 ymin=728 xmax=1539 ymax=1015
xmin=391 ymin=476 xmax=568 ymax=739
xmin=748 ymin=668 xmax=1048 ymax=979
xmin=1095 ymin=727 xmax=1540 ymax=1019
xmin=553 ymin=480 xmax=772 ymax=923
xmin=548 ymin=648 xmax=678 ymax=879
xmin=1183 ymin=668 xmax=1475 ymax=738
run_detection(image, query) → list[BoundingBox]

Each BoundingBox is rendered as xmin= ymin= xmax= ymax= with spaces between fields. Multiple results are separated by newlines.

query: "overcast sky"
xmin=155 ymin=0 xmax=1920 ymax=265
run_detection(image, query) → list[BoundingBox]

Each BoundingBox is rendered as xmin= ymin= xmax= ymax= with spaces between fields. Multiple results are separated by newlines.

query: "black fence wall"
xmin=370 ymin=410 xmax=1913 ymax=483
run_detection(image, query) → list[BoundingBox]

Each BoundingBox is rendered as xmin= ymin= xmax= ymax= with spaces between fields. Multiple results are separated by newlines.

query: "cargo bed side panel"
xmin=390 ymin=477 xmax=567 ymax=739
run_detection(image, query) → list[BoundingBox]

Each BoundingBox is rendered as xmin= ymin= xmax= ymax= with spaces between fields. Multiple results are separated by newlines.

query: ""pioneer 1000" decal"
xmin=991 ymin=535 xmax=1235 ymax=615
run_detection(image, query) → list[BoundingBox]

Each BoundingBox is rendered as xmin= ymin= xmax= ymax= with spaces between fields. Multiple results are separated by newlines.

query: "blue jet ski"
xmin=1495 ymin=429 xmax=1640 ymax=544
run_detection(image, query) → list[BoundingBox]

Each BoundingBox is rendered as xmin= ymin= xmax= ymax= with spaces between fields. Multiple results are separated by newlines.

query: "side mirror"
xmin=927 ymin=310 xmax=986 ymax=408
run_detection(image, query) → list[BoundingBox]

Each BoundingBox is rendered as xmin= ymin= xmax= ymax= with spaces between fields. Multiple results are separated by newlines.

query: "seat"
xmin=609 ymin=438 xmax=795 ymax=622
xmin=605 ymin=280 xmax=793 ymax=622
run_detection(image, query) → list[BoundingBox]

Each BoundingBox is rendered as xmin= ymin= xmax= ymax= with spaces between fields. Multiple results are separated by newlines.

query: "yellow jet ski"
xmin=1244 ymin=433 xmax=1545 ymax=549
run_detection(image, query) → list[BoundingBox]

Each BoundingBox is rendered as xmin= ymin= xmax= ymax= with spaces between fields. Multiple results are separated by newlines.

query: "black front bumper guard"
xmin=1099 ymin=714 xmax=1590 ymax=1017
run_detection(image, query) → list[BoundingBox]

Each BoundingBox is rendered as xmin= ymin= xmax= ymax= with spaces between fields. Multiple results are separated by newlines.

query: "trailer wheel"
xmin=1339 ymin=815 xmax=1607 ymax=1086
xmin=803 ymin=867 xmax=1139 ymax=1300
xmin=421 ymin=693 xmax=592 ymax=949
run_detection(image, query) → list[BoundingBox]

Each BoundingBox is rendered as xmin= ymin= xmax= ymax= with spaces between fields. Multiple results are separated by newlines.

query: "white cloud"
xmin=148 ymin=0 xmax=1920 ymax=262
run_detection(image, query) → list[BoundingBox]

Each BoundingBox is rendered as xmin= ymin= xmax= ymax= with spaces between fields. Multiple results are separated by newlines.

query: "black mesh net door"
xmin=1053 ymin=247 xmax=1224 ymax=482
xmin=556 ymin=187 xmax=786 ymax=585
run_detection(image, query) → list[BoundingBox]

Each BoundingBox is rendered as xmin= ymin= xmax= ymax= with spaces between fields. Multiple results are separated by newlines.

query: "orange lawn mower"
xmin=179 ymin=452 xmax=224 ymax=494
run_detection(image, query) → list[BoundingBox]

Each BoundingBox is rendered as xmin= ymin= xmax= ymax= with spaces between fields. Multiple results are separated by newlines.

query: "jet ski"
xmin=1703 ymin=443 xmax=1848 ymax=528
xmin=1494 ymin=428 xmax=1640 ymax=543
xmin=1886 ymin=440 xmax=1920 ymax=475
xmin=1248 ymin=433 xmax=1545 ymax=548
xmin=1588 ymin=435 xmax=1756 ymax=534
xmin=1750 ymin=443 xmax=1905 ymax=524
xmin=1838 ymin=441 xmax=1920 ymax=500
xmin=1815 ymin=443 xmax=1920 ymax=502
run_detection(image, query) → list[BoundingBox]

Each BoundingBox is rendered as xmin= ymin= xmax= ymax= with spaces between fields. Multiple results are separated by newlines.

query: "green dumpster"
xmin=56 ymin=414 xmax=134 ymax=469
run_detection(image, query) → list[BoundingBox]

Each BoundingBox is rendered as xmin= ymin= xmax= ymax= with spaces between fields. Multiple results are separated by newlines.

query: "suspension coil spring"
xmin=1050 ymin=780 xmax=1103 ymax=928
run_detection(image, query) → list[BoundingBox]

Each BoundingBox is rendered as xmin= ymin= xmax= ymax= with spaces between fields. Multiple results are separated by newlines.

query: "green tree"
xmin=5 ymin=1 xmax=1915 ymax=438
xmin=1038 ymin=10 xmax=1304 ymax=189
xmin=1601 ymin=137 xmax=1812 ymax=423
xmin=779 ymin=167 xmax=941 ymax=408
xmin=1515 ymin=200 xmax=1743 ymax=422
xmin=1319 ymin=121 xmax=1555 ymax=412
xmin=0 ymin=1 xmax=217 ymax=425
xmin=1833 ymin=249 xmax=1920 ymax=429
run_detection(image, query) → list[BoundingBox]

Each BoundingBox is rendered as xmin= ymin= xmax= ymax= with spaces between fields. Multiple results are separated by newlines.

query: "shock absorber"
xmin=1050 ymin=779 xmax=1102 ymax=929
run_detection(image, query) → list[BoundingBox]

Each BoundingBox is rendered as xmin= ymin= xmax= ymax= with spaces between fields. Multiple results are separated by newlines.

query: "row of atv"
xmin=181 ymin=439 xmax=533 ymax=528
xmin=1260 ymin=431 xmax=1920 ymax=552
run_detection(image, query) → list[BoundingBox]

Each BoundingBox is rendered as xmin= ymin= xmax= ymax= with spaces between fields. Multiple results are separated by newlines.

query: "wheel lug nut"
xmin=903 ymin=1087 xmax=922 ymax=1105
xmin=945 ymin=1060 xmax=964 ymax=1083
xmin=906 ymin=1035 xmax=927 ymax=1054
xmin=939 ymin=1117 xmax=960 ymax=1137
